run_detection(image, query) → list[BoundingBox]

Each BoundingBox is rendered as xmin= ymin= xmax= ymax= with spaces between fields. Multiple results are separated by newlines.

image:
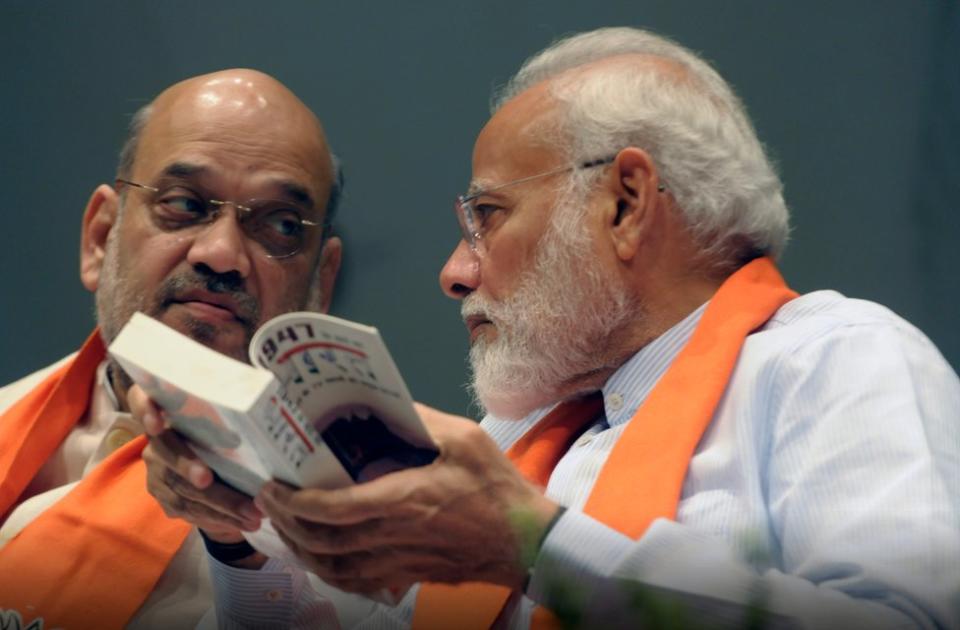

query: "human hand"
xmin=128 ymin=384 xmax=263 ymax=544
xmin=256 ymin=402 xmax=560 ymax=594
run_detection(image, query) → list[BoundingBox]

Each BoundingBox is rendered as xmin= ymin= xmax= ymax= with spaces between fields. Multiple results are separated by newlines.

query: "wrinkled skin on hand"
xmin=128 ymin=384 xmax=263 ymax=545
xmin=256 ymin=402 xmax=560 ymax=594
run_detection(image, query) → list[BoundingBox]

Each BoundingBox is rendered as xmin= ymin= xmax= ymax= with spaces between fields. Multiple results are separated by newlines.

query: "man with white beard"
xmin=140 ymin=27 xmax=959 ymax=629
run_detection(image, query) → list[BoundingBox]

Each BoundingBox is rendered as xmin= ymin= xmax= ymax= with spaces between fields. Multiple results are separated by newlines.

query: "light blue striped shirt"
xmin=208 ymin=290 xmax=960 ymax=628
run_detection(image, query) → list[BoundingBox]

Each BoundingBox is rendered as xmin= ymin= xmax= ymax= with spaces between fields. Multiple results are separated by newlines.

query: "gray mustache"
xmin=159 ymin=267 xmax=259 ymax=324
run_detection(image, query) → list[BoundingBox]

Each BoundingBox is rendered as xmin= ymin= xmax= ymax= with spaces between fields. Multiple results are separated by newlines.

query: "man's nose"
xmin=185 ymin=207 xmax=253 ymax=278
xmin=440 ymin=239 xmax=480 ymax=299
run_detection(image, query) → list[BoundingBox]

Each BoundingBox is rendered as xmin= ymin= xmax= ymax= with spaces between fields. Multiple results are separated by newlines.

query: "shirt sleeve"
xmin=206 ymin=553 xmax=414 ymax=629
xmin=207 ymin=555 xmax=341 ymax=629
xmin=527 ymin=317 xmax=960 ymax=629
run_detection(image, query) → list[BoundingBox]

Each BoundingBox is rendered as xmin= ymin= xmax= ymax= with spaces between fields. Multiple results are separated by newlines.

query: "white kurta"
xmin=0 ymin=358 xmax=213 ymax=629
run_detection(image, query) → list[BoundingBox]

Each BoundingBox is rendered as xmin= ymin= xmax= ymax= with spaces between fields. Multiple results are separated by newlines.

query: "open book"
xmin=109 ymin=311 xmax=438 ymax=497
xmin=110 ymin=312 xmax=437 ymax=590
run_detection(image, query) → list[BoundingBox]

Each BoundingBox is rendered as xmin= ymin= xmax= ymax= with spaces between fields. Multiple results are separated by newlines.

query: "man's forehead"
xmin=134 ymin=137 xmax=326 ymax=201
xmin=144 ymin=98 xmax=323 ymax=157
xmin=470 ymin=82 xmax=563 ymax=190
xmin=132 ymin=83 xmax=331 ymax=207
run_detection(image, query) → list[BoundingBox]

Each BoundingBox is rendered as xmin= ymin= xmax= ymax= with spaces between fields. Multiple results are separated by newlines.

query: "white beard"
xmin=464 ymin=192 xmax=638 ymax=419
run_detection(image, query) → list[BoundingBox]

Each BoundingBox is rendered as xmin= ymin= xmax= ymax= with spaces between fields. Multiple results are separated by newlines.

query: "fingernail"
xmin=189 ymin=464 xmax=211 ymax=488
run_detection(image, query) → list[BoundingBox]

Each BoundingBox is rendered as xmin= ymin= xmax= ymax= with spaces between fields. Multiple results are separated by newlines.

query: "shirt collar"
xmin=601 ymin=302 xmax=706 ymax=428
xmin=97 ymin=360 xmax=123 ymax=412
xmin=481 ymin=301 xmax=707 ymax=447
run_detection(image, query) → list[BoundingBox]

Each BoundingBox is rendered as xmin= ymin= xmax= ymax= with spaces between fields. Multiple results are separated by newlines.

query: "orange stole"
xmin=0 ymin=331 xmax=190 ymax=630
xmin=413 ymin=258 xmax=797 ymax=629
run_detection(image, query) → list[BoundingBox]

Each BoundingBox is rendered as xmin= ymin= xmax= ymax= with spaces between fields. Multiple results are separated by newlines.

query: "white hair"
xmin=495 ymin=27 xmax=790 ymax=265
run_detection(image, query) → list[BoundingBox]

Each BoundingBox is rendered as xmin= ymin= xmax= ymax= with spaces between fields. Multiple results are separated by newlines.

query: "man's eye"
xmin=473 ymin=203 xmax=502 ymax=225
xmin=155 ymin=193 xmax=207 ymax=220
xmin=246 ymin=209 xmax=306 ymax=256
xmin=261 ymin=209 xmax=304 ymax=237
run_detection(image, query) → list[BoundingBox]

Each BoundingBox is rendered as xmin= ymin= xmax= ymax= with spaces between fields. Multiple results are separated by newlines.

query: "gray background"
xmin=1 ymin=1 xmax=957 ymax=418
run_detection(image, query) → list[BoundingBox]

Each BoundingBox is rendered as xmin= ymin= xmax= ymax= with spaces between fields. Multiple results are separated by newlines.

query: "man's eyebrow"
xmin=466 ymin=178 xmax=496 ymax=197
xmin=156 ymin=164 xmax=316 ymax=208
xmin=160 ymin=162 xmax=208 ymax=179
xmin=275 ymin=181 xmax=315 ymax=210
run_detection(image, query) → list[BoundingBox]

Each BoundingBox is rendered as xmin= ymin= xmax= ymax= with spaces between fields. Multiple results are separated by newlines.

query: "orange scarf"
xmin=413 ymin=257 xmax=797 ymax=629
xmin=0 ymin=330 xmax=191 ymax=629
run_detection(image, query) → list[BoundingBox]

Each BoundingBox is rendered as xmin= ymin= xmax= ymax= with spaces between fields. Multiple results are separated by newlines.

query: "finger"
xmin=145 ymin=465 xmax=257 ymax=532
xmin=258 ymin=468 xmax=430 ymax=526
xmin=272 ymin=526 xmax=447 ymax=591
xmin=267 ymin=505 xmax=406 ymax=555
xmin=145 ymin=429 xmax=214 ymax=489
xmin=257 ymin=482 xmax=372 ymax=525
xmin=128 ymin=385 xmax=166 ymax=436
xmin=178 ymin=471 xmax=262 ymax=524
xmin=265 ymin=498 xmax=468 ymax=556
xmin=273 ymin=526 xmax=388 ymax=584
xmin=256 ymin=408 xmax=482 ymax=525
xmin=143 ymin=445 xmax=261 ymax=526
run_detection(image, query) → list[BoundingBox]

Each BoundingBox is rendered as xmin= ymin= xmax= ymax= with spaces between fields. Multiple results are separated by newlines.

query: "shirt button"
xmin=607 ymin=392 xmax=624 ymax=412
xmin=104 ymin=427 xmax=135 ymax=452
xmin=265 ymin=589 xmax=283 ymax=602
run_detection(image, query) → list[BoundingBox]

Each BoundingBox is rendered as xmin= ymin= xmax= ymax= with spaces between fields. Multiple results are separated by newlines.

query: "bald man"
xmin=0 ymin=69 xmax=343 ymax=629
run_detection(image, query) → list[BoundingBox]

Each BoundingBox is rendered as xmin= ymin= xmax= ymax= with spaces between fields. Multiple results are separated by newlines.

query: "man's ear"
xmin=311 ymin=235 xmax=342 ymax=314
xmin=79 ymin=184 xmax=121 ymax=292
xmin=604 ymin=147 xmax=663 ymax=262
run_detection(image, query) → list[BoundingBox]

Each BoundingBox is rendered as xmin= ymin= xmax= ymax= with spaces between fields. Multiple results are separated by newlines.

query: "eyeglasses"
xmin=115 ymin=179 xmax=321 ymax=259
xmin=455 ymin=155 xmax=663 ymax=255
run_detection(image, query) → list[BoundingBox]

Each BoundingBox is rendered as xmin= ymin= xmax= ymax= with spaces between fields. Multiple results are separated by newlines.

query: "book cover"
xmin=109 ymin=311 xmax=438 ymax=495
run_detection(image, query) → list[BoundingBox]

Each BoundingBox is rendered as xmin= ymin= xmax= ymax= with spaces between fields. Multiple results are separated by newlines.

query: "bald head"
xmin=117 ymin=69 xmax=341 ymax=228
xmin=86 ymin=68 xmax=344 ymax=365
xmin=154 ymin=69 xmax=324 ymax=128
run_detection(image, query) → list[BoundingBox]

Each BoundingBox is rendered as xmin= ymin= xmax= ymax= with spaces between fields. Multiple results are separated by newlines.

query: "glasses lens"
xmin=455 ymin=197 xmax=481 ymax=252
xmin=242 ymin=201 xmax=309 ymax=257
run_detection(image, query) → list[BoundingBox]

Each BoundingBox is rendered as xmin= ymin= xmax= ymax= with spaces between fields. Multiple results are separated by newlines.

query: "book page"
xmin=250 ymin=312 xmax=437 ymax=488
